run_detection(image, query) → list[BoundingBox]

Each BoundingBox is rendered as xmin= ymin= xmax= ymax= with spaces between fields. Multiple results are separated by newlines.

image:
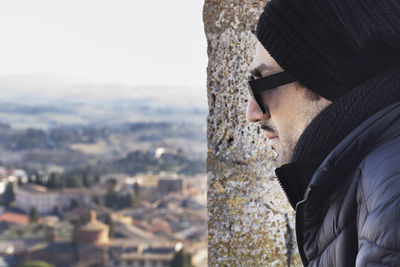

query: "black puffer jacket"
xmin=295 ymin=102 xmax=400 ymax=266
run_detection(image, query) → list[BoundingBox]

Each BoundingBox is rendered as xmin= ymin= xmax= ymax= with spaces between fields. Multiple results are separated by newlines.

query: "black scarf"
xmin=275 ymin=66 xmax=400 ymax=209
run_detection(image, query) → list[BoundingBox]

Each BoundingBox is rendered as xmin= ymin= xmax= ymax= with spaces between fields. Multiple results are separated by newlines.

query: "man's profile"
xmin=246 ymin=0 xmax=400 ymax=266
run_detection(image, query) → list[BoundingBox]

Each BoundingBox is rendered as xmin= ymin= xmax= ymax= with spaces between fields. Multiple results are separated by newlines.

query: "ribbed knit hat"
xmin=256 ymin=0 xmax=400 ymax=101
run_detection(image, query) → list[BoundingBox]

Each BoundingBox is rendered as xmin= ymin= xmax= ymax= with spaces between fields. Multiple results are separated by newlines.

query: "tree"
xmin=29 ymin=207 xmax=39 ymax=223
xmin=107 ymin=178 xmax=117 ymax=187
xmin=70 ymin=198 xmax=79 ymax=210
xmin=47 ymin=172 xmax=63 ymax=189
xmin=105 ymin=186 xmax=117 ymax=208
xmin=16 ymin=228 xmax=24 ymax=237
xmin=66 ymin=175 xmax=82 ymax=188
xmin=82 ymin=173 xmax=92 ymax=187
xmin=171 ymin=249 xmax=193 ymax=267
xmin=35 ymin=173 xmax=45 ymax=186
xmin=133 ymin=182 xmax=140 ymax=196
xmin=52 ymin=206 xmax=59 ymax=215
xmin=92 ymin=196 xmax=100 ymax=204
xmin=94 ymin=174 xmax=100 ymax=183
xmin=78 ymin=211 xmax=91 ymax=225
xmin=128 ymin=193 xmax=135 ymax=208
xmin=104 ymin=213 xmax=115 ymax=238
xmin=118 ymin=194 xmax=132 ymax=209
xmin=3 ymin=182 xmax=15 ymax=206
xmin=126 ymin=193 xmax=134 ymax=208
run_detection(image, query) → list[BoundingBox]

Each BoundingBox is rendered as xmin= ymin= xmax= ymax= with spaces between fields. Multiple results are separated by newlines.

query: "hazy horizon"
xmin=0 ymin=73 xmax=207 ymax=107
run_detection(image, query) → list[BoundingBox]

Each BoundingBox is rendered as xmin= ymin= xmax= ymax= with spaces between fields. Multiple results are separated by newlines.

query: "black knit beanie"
xmin=256 ymin=0 xmax=400 ymax=101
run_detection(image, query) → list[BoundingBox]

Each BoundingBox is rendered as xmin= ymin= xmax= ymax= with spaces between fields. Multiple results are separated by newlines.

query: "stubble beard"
xmin=261 ymin=122 xmax=299 ymax=167
xmin=275 ymin=134 xmax=298 ymax=167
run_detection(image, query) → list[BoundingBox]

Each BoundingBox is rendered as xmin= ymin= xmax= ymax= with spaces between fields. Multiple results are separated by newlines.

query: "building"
xmin=75 ymin=210 xmax=109 ymax=266
xmin=127 ymin=174 xmax=160 ymax=190
xmin=15 ymin=184 xmax=58 ymax=215
xmin=15 ymin=184 xmax=90 ymax=215
xmin=59 ymin=188 xmax=90 ymax=211
xmin=26 ymin=241 xmax=78 ymax=266
xmin=75 ymin=210 xmax=109 ymax=245
xmin=0 ymin=178 xmax=8 ymax=195
xmin=157 ymin=178 xmax=186 ymax=196
xmin=108 ymin=240 xmax=182 ymax=267
xmin=0 ymin=168 xmax=28 ymax=195
xmin=0 ymin=212 xmax=29 ymax=225
xmin=25 ymin=211 xmax=109 ymax=266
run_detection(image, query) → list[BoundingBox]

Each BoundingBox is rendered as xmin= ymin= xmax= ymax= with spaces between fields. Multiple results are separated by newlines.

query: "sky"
xmin=0 ymin=0 xmax=207 ymax=90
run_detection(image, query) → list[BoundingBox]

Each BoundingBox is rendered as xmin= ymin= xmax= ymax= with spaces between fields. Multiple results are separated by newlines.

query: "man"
xmin=246 ymin=0 xmax=400 ymax=266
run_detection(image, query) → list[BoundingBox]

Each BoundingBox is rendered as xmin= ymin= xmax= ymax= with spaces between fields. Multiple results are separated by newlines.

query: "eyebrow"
xmin=250 ymin=63 xmax=275 ymax=78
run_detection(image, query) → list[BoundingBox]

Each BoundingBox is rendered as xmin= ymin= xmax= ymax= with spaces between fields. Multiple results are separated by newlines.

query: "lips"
xmin=262 ymin=129 xmax=278 ymax=140
xmin=267 ymin=136 xmax=280 ymax=148
xmin=265 ymin=133 xmax=278 ymax=140
xmin=262 ymin=130 xmax=280 ymax=148
xmin=260 ymin=124 xmax=279 ymax=147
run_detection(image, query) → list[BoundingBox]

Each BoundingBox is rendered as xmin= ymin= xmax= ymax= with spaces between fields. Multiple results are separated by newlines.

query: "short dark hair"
xmin=295 ymin=82 xmax=321 ymax=101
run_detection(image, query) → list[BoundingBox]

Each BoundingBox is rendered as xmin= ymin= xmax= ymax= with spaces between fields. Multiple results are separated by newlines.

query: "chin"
xmin=275 ymin=145 xmax=293 ymax=166
xmin=274 ymin=134 xmax=298 ymax=166
xmin=276 ymin=155 xmax=287 ymax=167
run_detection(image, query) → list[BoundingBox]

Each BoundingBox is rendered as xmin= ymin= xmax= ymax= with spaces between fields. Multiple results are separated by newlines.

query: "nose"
xmin=246 ymin=97 xmax=270 ymax=123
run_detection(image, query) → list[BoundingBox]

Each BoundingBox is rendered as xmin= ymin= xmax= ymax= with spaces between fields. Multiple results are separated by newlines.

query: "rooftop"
xmin=18 ymin=184 xmax=47 ymax=194
xmin=79 ymin=220 xmax=109 ymax=232
xmin=0 ymin=212 xmax=29 ymax=225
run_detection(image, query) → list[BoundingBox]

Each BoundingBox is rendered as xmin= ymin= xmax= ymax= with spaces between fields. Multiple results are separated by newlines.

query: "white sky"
xmin=0 ymin=0 xmax=207 ymax=89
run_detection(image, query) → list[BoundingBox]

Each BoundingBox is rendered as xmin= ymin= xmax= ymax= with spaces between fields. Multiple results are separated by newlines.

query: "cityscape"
xmin=0 ymin=167 xmax=207 ymax=266
xmin=0 ymin=93 xmax=208 ymax=267
xmin=0 ymin=1 xmax=207 ymax=266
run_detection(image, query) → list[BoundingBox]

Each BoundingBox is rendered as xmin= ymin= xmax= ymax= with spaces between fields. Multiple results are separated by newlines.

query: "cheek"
xmin=261 ymin=89 xmax=280 ymax=111
xmin=270 ymin=101 xmax=303 ymax=136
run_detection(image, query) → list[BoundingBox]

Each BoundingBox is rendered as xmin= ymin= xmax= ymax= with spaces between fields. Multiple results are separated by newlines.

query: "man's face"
xmin=247 ymin=41 xmax=331 ymax=166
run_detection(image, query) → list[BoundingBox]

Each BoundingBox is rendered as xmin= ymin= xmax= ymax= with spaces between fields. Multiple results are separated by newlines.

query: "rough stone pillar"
xmin=204 ymin=1 xmax=302 ymax=266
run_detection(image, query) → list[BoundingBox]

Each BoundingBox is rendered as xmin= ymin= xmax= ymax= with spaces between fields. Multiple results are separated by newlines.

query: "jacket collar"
xmin=275 ymin=66 xmax=400 ymax=209
xmin=310 ymin=101 xmax=400 ymax=190
xmin=275 ymin=157 xmax=324 ymax=209
xmin=277 ymin=100 xmax=400 ymax=211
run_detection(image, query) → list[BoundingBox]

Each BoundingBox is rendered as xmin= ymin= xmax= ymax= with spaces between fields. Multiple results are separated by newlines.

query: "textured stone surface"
xmin=204 ymin=1 xmax=302 ymax=266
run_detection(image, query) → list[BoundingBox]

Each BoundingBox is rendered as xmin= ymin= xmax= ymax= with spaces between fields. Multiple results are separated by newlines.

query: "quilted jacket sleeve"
xmin=356 ymin=153 xmax=400 ymax=267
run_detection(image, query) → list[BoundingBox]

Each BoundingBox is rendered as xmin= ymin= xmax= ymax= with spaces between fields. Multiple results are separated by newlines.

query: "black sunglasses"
xmin=246 ymin=71 xmax=296 ymax=114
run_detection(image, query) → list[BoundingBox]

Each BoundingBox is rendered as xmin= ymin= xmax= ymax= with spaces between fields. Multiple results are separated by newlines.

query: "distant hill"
xmin=0 ymin=73 xmax=206 ymax=107
xmin=0 ymin=74 xmax=207 ymax=129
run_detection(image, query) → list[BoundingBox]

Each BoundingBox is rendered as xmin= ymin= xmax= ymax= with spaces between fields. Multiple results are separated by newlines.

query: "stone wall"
xmin=204 ymin=1 xmax=302 ymax=266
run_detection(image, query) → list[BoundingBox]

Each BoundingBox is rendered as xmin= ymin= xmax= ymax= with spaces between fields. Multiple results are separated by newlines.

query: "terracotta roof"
xmin=147 ymin=222 xmax=171 ymax=233
xmin=79 ymin=221 xmax=108 ymax=232
xmin=0 ymin=212 xmax=29 ymax=225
